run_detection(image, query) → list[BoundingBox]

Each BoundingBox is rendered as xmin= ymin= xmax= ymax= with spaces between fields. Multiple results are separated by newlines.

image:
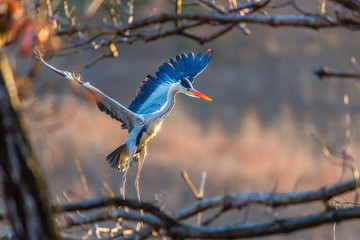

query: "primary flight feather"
xmin=37 ymin=49 xmax=213 ymax=201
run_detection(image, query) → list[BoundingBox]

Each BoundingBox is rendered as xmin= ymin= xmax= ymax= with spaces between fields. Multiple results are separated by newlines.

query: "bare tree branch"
xmin=62 ymin=208 xmax=162 ymax=229
xmin=53 ymin=197 xmax=176 ymax=225
xmin=174 ymin=178 xmax=357 ymax=219
xmin=55 ymin=13 xmax=338 ymax=37
xmin=168 ymin=206 xmax=360 ymax=239
xmin=50 ymin=178 xmax=360 ymax=238
xmin=331 ymin=0 xmax=360 ymax=12
xmin=314 ymin=67 xmax=360 ymax=79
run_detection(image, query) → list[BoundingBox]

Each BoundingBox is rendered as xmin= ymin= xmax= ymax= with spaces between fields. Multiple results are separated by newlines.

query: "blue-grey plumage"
xmin=36 ymin=49 xmax=213 ymax=202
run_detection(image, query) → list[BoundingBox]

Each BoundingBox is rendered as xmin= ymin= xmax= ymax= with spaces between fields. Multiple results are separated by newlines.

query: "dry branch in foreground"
xmin=47 ymin=178 xmax=359 ymax=239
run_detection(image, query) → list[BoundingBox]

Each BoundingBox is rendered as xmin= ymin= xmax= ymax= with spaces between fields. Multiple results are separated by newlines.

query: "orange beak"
xmin=190 ymin=90 xmax=212 ymax=101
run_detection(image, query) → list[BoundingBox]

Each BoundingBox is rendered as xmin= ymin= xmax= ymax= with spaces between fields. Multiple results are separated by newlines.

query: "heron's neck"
xmin=155 ymin=84 xmax=179 ymax=121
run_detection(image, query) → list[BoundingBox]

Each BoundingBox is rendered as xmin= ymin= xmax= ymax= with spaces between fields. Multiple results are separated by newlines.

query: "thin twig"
xmin=196 ymin=171 xmax=207 ymax=226
xmin=314 ymin=67 xmax=360 ymax=79
xmin=181 ymin=169 xmax=200 ymax=199
xmin=84 ymin=52 xmax=114 ymax=69
xmin=228 ymin=0 xmax=273 ymax=13
xmin=181 ymin=23 xmax=237 ymax=45
xmin=175 ymin=0 xmax=182 ymax=27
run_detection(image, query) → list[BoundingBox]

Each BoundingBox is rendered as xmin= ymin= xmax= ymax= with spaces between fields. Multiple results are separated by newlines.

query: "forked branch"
xmin=45 ymin=178 xmax=360 ymax=239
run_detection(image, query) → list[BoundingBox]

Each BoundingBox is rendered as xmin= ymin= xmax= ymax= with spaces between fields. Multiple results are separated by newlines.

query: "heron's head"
xmin=179 ymin=76 xmax=212 ymax=101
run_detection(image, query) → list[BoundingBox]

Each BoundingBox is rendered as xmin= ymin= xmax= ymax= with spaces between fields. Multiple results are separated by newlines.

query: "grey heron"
xmin=37 ymin=49 xmax=213 ymax=201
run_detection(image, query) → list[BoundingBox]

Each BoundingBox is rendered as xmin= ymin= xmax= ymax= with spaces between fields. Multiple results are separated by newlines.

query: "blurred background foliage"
xmin=4 ymin=0 xmax=360 ymax=238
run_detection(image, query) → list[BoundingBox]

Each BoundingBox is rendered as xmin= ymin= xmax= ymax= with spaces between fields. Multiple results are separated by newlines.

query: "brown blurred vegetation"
xmin=3 ymin=0 xmax=360 ymax=238
xmin=23 ymin=97 xmax=359 ymax=239
xmin=38 ymin=99 xmax=344 ymax=199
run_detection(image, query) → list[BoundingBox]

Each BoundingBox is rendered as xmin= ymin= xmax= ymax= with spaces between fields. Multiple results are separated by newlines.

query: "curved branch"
xmin=53 ymin=197 xmax=176 ymax=226
xmin=174 ymin=179 xmax=357 ymax=219
xmin=169 ymin=206 xmax=360 ymax=239
xmin=62 ymin=208 xmax=163 ymax=229
xmin=52 ymin=179 xmax=360 ymax=238
xmin=55 ymin=13 xmax=338 ymax=36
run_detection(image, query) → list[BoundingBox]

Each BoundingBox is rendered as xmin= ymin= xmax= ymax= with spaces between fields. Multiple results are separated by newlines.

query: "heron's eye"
xmin=187 ymin=88 xmax=190 ymax=91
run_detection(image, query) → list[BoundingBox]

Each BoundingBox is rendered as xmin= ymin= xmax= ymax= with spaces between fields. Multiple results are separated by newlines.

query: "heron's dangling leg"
xmin=135 ymin=147 xmax=147 ymax=202
xmin=122 ymin=147 xmax=136 ymax=200
xmin=122 ymin=167 xmax=129 ymax=200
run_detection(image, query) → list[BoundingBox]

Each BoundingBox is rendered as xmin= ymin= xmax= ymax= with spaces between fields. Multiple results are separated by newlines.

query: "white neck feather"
xmin=155 ymin=83 xmax=181 ymax=121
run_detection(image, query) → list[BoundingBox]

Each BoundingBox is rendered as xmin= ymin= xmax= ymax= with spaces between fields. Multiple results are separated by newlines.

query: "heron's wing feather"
xmin=128 ymin=49 xmax=213 ymax=114
xmin=36 ymin=53 xmax=144 ymax=131
xmin=132 ymin=81 xmax=172 ymax=114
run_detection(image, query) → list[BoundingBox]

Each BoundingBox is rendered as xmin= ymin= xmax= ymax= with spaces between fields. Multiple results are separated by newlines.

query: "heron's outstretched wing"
xmin=36 ymin=53 xmax=144 ymax=132
xmin=128 ymin=49 xmax=213 ymax=114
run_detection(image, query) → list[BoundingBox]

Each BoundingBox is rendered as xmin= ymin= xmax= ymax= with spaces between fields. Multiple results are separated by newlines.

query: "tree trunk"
xmin=0 ymin=51 xmax=58 ymax=239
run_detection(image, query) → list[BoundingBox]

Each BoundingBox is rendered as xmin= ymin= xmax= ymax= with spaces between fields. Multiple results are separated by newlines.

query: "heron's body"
xmin=114 ymin=114 xmax=165 ymax=170
xmin=111 ymin=82 xmax=179 ymax=170
xmin=37 ymin=50 xmax=213 ymax=201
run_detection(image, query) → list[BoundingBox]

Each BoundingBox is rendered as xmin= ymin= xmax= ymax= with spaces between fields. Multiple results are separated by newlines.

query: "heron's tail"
xmin=106 ymin=144 xmax=129 ymax=171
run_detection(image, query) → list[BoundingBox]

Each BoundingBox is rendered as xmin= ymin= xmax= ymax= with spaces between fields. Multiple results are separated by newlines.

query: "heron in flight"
xmin=37 ymin=49 xmax=213 ymax=201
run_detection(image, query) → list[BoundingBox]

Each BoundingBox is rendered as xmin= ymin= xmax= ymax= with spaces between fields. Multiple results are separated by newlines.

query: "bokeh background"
xmin=7 ymin=1 xmax=360 ymax=239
